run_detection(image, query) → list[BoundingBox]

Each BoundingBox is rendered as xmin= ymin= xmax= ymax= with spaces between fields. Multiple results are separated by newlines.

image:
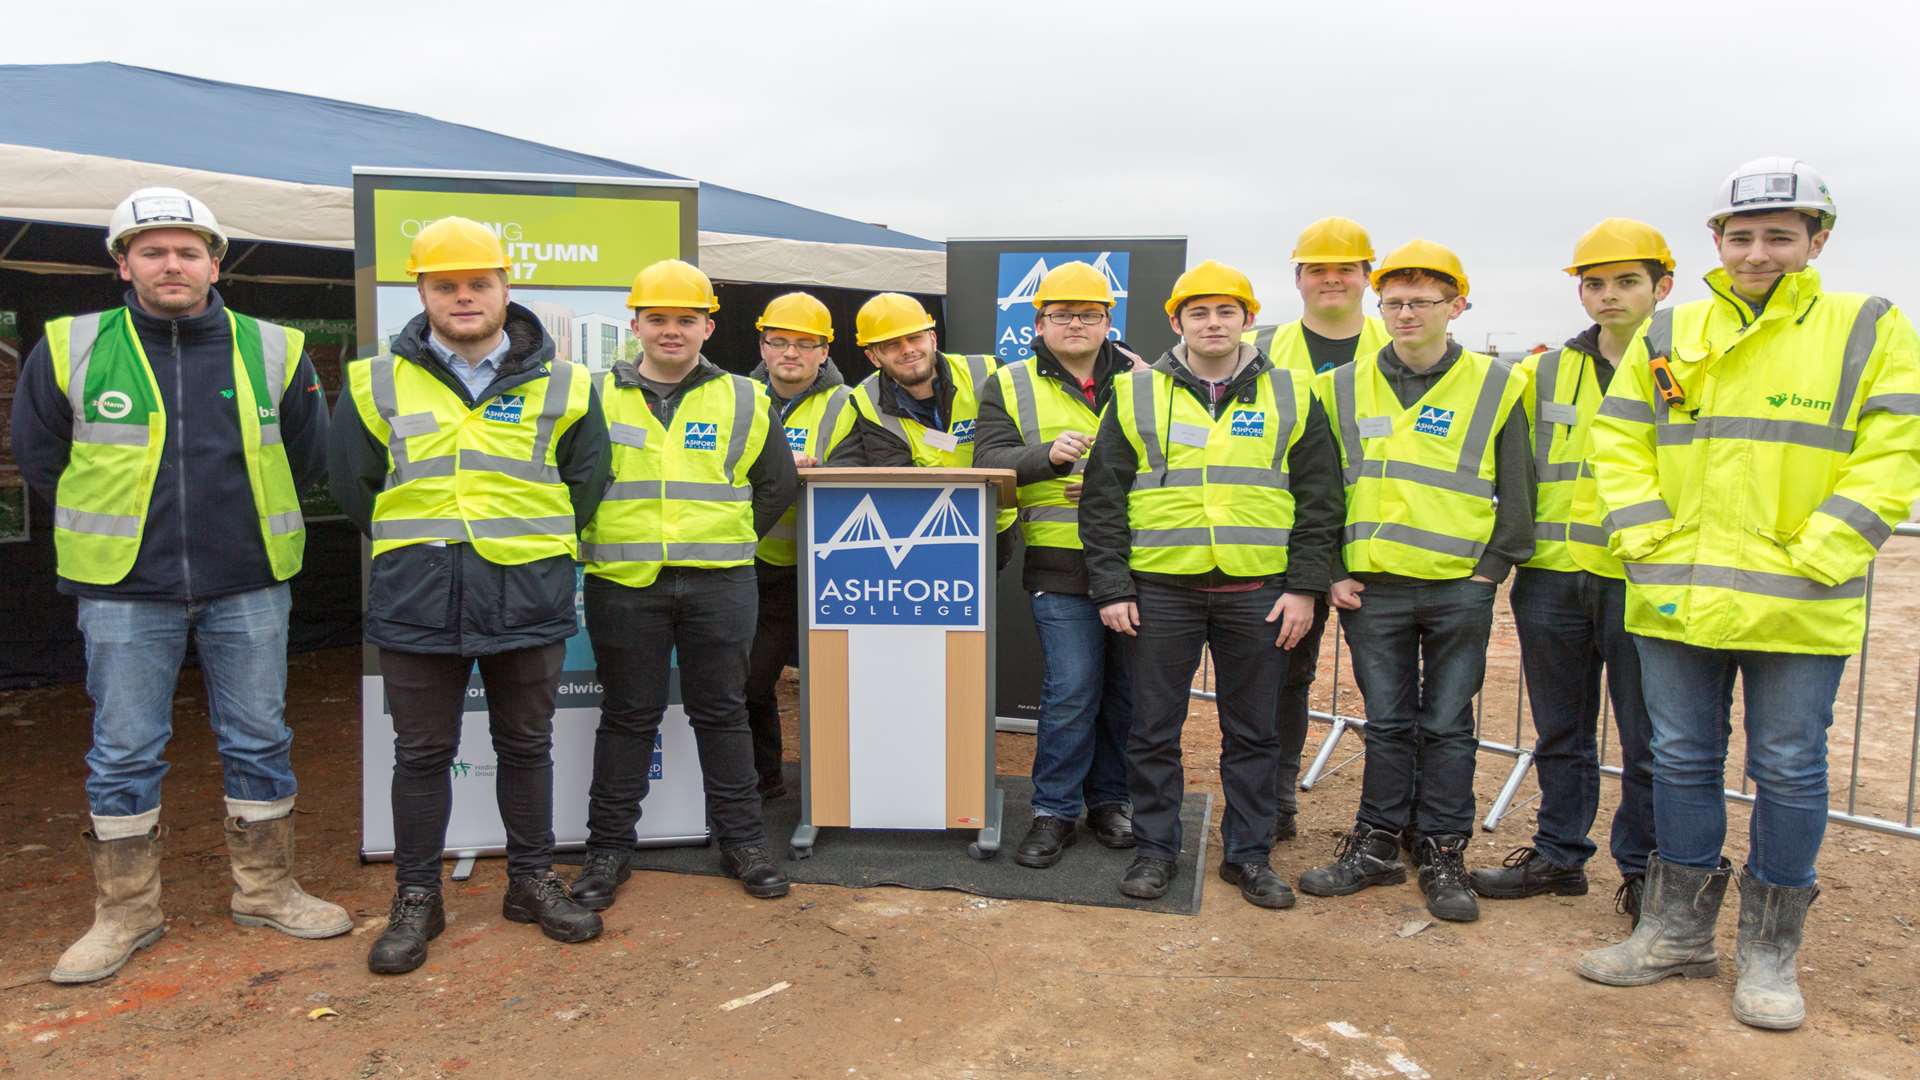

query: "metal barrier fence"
xmin=1191 ymin=521 xmax=1920 ymax=841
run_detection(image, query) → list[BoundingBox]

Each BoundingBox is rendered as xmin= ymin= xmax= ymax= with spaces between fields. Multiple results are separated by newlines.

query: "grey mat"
xmin=564 ymin=766 xmax=1212 ymax=915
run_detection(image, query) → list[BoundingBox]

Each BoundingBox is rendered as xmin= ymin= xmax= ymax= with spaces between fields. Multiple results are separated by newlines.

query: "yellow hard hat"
xmin=1031 ymin=261 xmax=1115 ymax=308
xmin=756 ymin=292 xmax=834 ymax=342
xmin=1371 ymin=239 xmax=1470 ymax=299
xmin=405 ymin=216 xmax=511 ymax=276
xmin=1164 ymin=259 xmax=1261 ymax=318
xmin=626 ymin=259 xmax=720 ymax=312
xmin=1291 ymin=217 xmax=1375 ymax=264
xmin=1564 ymin=218 xmax=1676 ymax=276
xmin=855 ymin=292 xmax=936 ymax=347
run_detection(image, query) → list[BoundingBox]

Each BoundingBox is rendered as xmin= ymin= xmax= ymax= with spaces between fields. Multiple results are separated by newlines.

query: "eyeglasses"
xmin=1378 ymin=298 xmax=1451 ymax=314
xmin=1041 ymin=311 xmax=1109 ymax=326
xmin=763 ymin=337 xmax=827 ymax=353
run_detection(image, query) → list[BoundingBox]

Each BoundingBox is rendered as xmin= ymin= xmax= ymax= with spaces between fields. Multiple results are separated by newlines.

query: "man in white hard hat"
xmin=11 ymin=187 xmax=349 ymax=984
xmin=1578 ymin=158 xmax=1920 ymax=1031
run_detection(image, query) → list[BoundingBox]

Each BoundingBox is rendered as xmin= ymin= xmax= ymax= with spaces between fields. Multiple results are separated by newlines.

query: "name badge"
xmin=1539 ymin=402 xmax=1579 ymax=426
xmin=921 ymin=428 xmax=960 ymax=452
xmin=1356 ymin=415 xmax=1394 ymax=438
xmin=1169 ymin=422 xmax=1211 ymax=448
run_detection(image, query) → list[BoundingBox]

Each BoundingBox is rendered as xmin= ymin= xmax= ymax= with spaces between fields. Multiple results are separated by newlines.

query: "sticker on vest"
xmin=1414 ymin=406 xmax=1455 ymax=437
xmin=483 ymin=395 xmax=525 ymax=424
xmin=1229 ymin=410 xmax=1265 ymax=438
xmin=1169 ymin=422 xmax=1211 ymax=448
xmin=683 ymin=422 xmax=720 ymax=451
xmin=784 ymin=425 xmax=811 ymax=452
xmin=952 ymin=419 xmax=976 ymax=445
xmin=921 ymin=428 xmax=960 ymax=452
xmin=1356 ymin=415 xmax=1393 ymax=438
xmin=1539 ymin=402 xmax=1579 ymax=426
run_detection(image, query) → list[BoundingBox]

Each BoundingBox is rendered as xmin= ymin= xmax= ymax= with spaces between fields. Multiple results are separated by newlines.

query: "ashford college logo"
xmin=809 ymin=484 xmax=986 ymax=629
xmin=993 ymin=250 xmax=1131 ymax=362
xmin=1229 ymin=410 xmax=1265 ymax=437
xmin=683 ymin=421 xmax=719 ymax=450
xmin=1415 ymin=406 xmax=1455 ymax=437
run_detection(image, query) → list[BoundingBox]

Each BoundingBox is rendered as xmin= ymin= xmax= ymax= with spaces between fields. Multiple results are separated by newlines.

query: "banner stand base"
xmin=451 ymin=854 xmax=477 ymax=881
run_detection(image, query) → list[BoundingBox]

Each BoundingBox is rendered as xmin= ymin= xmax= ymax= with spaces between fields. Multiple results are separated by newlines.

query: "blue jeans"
xmin=1510 ymin=568 xmax=1656 ymax=875
xmin=78 ymin=584 xmax=298 ymax=817
xmin=1633 ymin=635 xmax=1845 ymax=888
xmin=1028 ymin=591 xmax=1132 ymax=820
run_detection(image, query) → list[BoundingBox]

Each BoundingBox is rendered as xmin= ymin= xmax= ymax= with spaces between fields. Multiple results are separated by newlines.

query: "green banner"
xmin=372 ymin=189 xmax=679 ymax=287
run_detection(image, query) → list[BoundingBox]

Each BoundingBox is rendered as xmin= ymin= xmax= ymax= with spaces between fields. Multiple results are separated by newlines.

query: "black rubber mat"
xmin=565 ymin=766 xmax=1212 ymax=915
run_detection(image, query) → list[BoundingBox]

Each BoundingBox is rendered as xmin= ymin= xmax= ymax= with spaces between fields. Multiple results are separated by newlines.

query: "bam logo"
xmin=257 ymin=405 xmax=279 ymax=419
xmin=1414 ymin=406 xmax=1455 ymax=437
xmin=951 ymin=419 xmax=976 ymax=445
xmin=1229 ymin=410 xmax=1266 ymax=437
xmin=784 ymin=425 xmax=811 ymax=452
xmin=1766 ymin=391 xmax=1832 ymax=411
xmin=483 ymin=395 xmax=525 ymax=424
xmin=683 ymin=422 xmax=719 ymax=451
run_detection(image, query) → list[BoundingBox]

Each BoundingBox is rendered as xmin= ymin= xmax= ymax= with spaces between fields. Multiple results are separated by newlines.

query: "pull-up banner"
xmin=352 ymin=168 xmax=706 ymax=862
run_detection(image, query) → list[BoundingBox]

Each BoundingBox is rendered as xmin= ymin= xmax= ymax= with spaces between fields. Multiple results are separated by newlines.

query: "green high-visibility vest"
xmin=46 ymin=307 xmax=306 ymax=585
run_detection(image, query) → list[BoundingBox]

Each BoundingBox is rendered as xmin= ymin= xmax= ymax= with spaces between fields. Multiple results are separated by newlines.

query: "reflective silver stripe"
xmin=666 ymin=541 xmax=757 ymax=561
xmin=1251 ymin=325 xmax=1280 ymax=357
xmin=1861 ymin=393 xmax=1920 ymax=416
xmin=1604 ymin=499 xmax=1671 ymax=532
xmin=1533 ymin=521 xmax=1567 ymax=541
xmin=602 ymin=480 xmax=664 ymax=501
xmin=266 ymin=509 xmax=305 ymax=535
xmin=391 ymin=455 xmax=455 ymax=485
xmin=721 ymin=375 xmax=756 ymax=481
xmin=1206 ymin=465 xmax=1289 ymax=488
xmin=1265 ymin=367 xmax=1296 ymax=482
xmin=72 ymin=422 xmax=150 ymax=446
xmin=864 ymin=380 xmax=910 ymax=440
xmin=467 ymin=515 xmax=574 ymax=539
xmin=1455 ymin=356 xmax=1513 ymax=475
xmin=580 ymin=542 xmax=662 ymax=562
xmin=528 ymin=360 xmax=574 ymax=468
xmin=962 ymin=354 xmax=991 ymax=391
xmin=1599 ymin=397 xmax=1655 ymax=424
xmin=370 ymin=356 xmax=417 ymax=480
xmin=1020 ymin=506 xmax=1079 ymax=523
xmin=664 ymin=480 xmax=750 ymax=502
xmin=765 ymin=519 xmax=797 ymax=542
xmin=257 ymin=317 xmax=290 ymax=396
xmin=391 ymin=412 xmax=439 ymax=437
xmin=1817 ymin=494 xmax=1892 ymax=549
xmin=1655 ymin=416 xmax=1853 ymax=452
xmin=1645 ymin=308 xmax=1676 ymax=428
xmin=459 ymin=450 xmax=561 ymax=484
xmin=1536 ymin=462 xmax=1580 ymax=482
xmin=1212 ymin=525 xmax=1291 ymax=546
xmin=1344 ymin=521 xmax=1486 ymax=559
xmin=1533 ymin=348 xmax=1564 ymax=475
xmin=64 ymin=312 xmax=104 ymax=417
xmin=371 ymin=518 xmax=467 ymax=541
xmin=1567 ymin=523 xmax=1609 ymax=547
xmin=815 ymin=386 xmax=853 ymax=457
xmin=1624 ymin=561 xmax=1866 ymax=602
xmin=257 ymin=425 xmax=283 ymax=445
xmin=1356 ymin=459 xmax=1495 ymax=498
xmin=1333 ymin=360 xmax=1364 ymax=485
xmin=1830 ymin=297 xmax=1890 ymax=424
xmin=1132 ymin=526 xmax=1213 ymax=547
xmin=609 ymin=422 xmax=650 ymax=448
xmin=54 ymin=506 xmax=140 ymax=537
xmin=1007 ymin=362 xmax=1042 ymax=444
xmin=1128 ymin=369 xmax=1170 ymax=489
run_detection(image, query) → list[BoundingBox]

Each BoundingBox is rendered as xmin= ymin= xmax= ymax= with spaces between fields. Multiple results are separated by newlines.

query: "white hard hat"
xmin=105 ymin=187 xmax=229 ymax=259
xmin=1708 ymin=157 xmax=1836 ymax=231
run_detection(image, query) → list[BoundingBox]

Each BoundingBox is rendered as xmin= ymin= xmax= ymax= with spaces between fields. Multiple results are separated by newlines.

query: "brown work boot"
xmin=225 ymin=812 xmax=353 ymax=939
xmin=50 ymin=826 xmax=168 ymax=984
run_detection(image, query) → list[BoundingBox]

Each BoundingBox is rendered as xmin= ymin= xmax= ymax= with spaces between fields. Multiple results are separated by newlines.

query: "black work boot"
xmin=367 ymin=886 xmax=445 ymax=975
xmin=1615 ymin=872 xmax=1646 ymax=928
xmin=570 ymin=849 xmax=633 ymax=913
xmin=1085 ymin=804 xmax=1136 ymax=849
xmin=1468 ymin=846 xmax=1589 ymax=899
xmin=1298 ymin=824 xmax=1407 ymax=897
xmin=756 ymin=772 xmax=788 ymax=802
xmin=722 ymin=844 xmax=791 ymax=899
xmin=1219 ymin=861 xmax=1296 ymax=909
xmin=1269 ymin=810 xmax=1298 ymax=845
xmin=1416 ymin=834 xmax=1479 ymax=922
xmin=502 ymin=872 xmax=603 ymax=943
xmin=1118 ymin=856 xmax=1176 ymax=899
xmin=1014 ymin=816 xmax=1078 ymax=868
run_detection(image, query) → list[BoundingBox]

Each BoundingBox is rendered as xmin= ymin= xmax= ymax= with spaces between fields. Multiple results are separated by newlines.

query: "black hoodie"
xmin=11 ymin=288 xmax=330 ymax=600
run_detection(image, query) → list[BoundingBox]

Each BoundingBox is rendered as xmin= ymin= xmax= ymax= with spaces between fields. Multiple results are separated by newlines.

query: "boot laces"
xmin=583 ymin=850 xmax=627 ymax=878
xmin=529 ymin=873 xmax=571 ymax=902
xmin=1426 ymin=841 xmax=1470 ymax=891
xmin=391 ymin=889 xmax=435 ymax=922
xmin=1500 ymin=846 xmax=1539 ymax=869
xmin=1613 ymin=874 xmax=1644 ymax=916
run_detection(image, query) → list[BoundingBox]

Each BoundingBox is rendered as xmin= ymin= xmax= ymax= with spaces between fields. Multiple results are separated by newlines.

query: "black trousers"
xmin=583 ymin=566 xmax=766 ymax=850
xmin=743 ymin=565 xmax=799 ymax=792
xmin=1272 ymin=596 xmax=1332 ymax=815
xmin=380 ymin=643 xmax=564 ymax=889
xmin=1127 ymin=576 xmax=1287 ymax=865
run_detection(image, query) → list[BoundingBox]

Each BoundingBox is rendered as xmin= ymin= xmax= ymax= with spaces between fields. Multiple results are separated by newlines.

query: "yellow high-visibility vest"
xmin=756 ymin=382 xmax=855 ymax=566
xmin=851 ymin=352 xmax=1017 ymax=533
xmin=1521 ymin=345 xmax=1623 ymax=577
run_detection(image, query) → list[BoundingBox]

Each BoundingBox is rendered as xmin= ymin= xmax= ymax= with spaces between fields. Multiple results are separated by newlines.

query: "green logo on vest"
xmin=93 ymin=391 xmax=133 ymax=420
xmin=1765 ymin=391 xmax=1831 ymax=411
xmin=220 ymin=388 xmax=235 ymax=399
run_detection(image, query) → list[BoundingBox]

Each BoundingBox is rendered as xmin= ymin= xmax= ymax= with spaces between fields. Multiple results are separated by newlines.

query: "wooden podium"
xmin=789 ymin=467 xmax=1016 ymax=860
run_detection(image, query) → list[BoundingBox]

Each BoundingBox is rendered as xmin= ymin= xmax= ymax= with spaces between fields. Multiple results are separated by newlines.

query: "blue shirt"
xmin=426 ymin=331 xmax=509 ymax=400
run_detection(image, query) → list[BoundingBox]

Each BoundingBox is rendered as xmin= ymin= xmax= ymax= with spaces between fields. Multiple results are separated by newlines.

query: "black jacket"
xmin=327 ymin=303 xmax=609 ymax=656
xmin=11 ymin=288 xmax=330 ymax=601
xmin=1078 ymin=344 xmax=1344 ymax=606
xmin=974 ymin=339 xmax=1139 ymax=594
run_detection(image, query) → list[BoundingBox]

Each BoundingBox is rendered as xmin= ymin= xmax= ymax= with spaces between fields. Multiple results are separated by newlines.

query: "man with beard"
xmin=331 ymin=216 xmax=610 ymax=974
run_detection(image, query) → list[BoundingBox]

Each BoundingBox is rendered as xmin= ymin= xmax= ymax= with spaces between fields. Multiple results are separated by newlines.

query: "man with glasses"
xmin=1298 ymin=241 xmax=1533 ymax=924
xmin=745 ymin=293 xmax=856 ymax=800
xmin=1241 ymin=218 xmax=1392 ymax=845
xmin=1079 ymin=260 xmax=1343 ymax=909
xmin=975 ymin=262 xmax=1144 ymax=869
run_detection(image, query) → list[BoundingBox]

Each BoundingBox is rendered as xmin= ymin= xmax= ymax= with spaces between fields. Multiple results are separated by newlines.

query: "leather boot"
xmin=1085 ymin=804 xmax=1136 ymax=849
xmin=1119 ymin=856 xmax=1176 ymax=899
xmin=569 ymin=849 xmax=633 ymax=912
xmin=1732 ymin=870 xmax=1818 ymax=1030
xmin=367 ymin=886 xmax=445 ymax=975
xmin=50 ymin=827 xmax=168 ymax=984
xmin=722 ymin=844 xmax=791 ymax=899
xmin=1468 ymin=845 xmax=1589 ymax=899
xmin=1298 ymin=823 xmax=1407 ymax=897
xmin=1615 ymin=872 xmax=1646 ymax=928
xmin=502 ymin=872 xmax=604 ymax=942
xmin=224 ymin=813 xmax=353 ymax=938
xmin=1014 ymin=816 xmax=1078 ymax=868
xmin=1575 ymin=856 xmax=1729 ymax=986
xmin=1416 ymin=834 xmax=1479 ymax=923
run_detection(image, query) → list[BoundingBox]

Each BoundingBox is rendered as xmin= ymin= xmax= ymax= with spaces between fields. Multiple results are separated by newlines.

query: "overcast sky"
xmin=8 ymin=0 xmax=1917 ymax=348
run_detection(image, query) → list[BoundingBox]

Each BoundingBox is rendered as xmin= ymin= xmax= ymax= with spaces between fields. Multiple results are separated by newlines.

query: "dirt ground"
xmin=4 ymin=552 xmax=1919 ymax=1078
